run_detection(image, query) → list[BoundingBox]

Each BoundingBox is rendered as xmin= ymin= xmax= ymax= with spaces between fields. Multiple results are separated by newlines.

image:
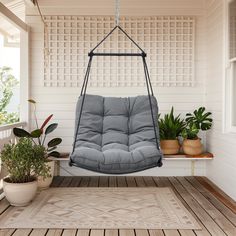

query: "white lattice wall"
xmin=44 ymin=16 xmax=195 ymax=87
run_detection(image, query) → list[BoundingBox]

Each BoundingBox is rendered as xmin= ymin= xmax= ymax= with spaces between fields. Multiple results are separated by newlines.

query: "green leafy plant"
xmin=0 ymin=138 xmax=50 ymax=183
xmin=13 ymin=99 xmax=62 ymax=158
xmin=181 ymin=122 xmax=199 ymax=140
xmin=158 ymin=107 xmax=186 ymax=140
xmin=182 ymin=107 xmax=213 ymax=140
xmin=185 ymin=107 xmax=213 ymax=130
xmin=0 ymin=66 xmax=19 ymax=125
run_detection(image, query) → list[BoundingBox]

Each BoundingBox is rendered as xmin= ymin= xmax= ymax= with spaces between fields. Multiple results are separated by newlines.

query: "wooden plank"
xmin=152 ymin=177 xmax=165 ymax=187
xmin=51 ymin=176 xmax=64 ymax=187
xmin=76 ymin=230 xmax=90 ymax=236
xmin=177 ymin=177 xmax=236 ymax=236
xmin=163 ymin=230 xmax=180 ymax=236
xmin=99 ymin=176 xmax=109 ymax=187
xmin=148 ymin=229 xmax=164 ymax=236
xmin=0 ymin=229 xmax=16 ymax=236
xmin=117 ymin=177 xmax=127 ymax=187
xmin=12 ymin=229 xmax=32 ymax=236
xmin=108 ymin=176 xmax=117 ymax=187
xmin=30 ymin=229 xmax=48 ymax=236
xmin=119 ymin=230 xmax=135 ymax=236
xmin=134 ymin=177 xmax=146 ymax=187
xmin=89 ymin=176 xmax=99 ymax=187
xmin=90 ymin=230 xmax=104 ymax=236
xmin=126 ymin=177 xmax=136 ymax=187
xmin=178 ymin=230 xmax=196 ymax=236
xmin=135 ymin=230 xmax=149 ymax=236
xmin=62 ymin=229 xmax=77 ymax=236
xmin=0 ymin=198 xmax=10 ymax=214
xmin=105 ymin=230 xmax=118 ymax=236
xmin=46 ymin=230 xmax=63 ymax=236
xmin=169 ymin=177 xmax=227 ymax=236
xmin=159 ymin=177 xmax=212 ymax=236
xmin=196 ymin=177 xmax=236 ymax=214
xmin=79 ymin=177 xmax=90 ymax=187
xmin=186 ymin=177 xmax=236 ymax=226
xmin=70 ymin=176 xmax=82 ymax=187
xmin=143 ymin=176 xmax=157 ymax=187
xmin=59 ymin=177 xmax=73 ymax=187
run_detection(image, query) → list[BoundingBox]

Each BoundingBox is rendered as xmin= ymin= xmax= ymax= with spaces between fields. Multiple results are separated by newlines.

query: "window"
xmin=0 ymin=2 xmax=29 ymax=125
xmin=224 ymin=0 xmax=236 ymax=132
xmin=0 ymin=33 xmax=20 ymax=125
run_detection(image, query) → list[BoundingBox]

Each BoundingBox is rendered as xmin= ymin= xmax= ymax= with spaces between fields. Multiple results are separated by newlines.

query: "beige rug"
xmin=0 ymin=187 xmax=200 ymax=229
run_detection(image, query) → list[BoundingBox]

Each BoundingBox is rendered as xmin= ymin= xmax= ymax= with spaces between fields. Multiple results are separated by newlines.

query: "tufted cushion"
xmin=70 ymin=94 xmax=163 ymax=174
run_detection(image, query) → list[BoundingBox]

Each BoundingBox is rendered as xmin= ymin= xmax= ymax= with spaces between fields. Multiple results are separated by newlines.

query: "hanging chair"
xmin=69 ymin=25 xmax=163 ymax=174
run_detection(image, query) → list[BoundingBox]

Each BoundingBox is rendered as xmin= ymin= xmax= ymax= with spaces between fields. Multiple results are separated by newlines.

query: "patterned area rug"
xmin=0 ymin=187 xmax=200 ymax=229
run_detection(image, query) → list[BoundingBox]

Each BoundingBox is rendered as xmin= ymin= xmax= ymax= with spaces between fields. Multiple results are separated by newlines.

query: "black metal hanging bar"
xmin=142 ymin=56 xmax=160 ymax=151
xmin=72 ymin=56 xmax=93 ymax=153
xmin=89 ymin=52 xmax=146 ymax=57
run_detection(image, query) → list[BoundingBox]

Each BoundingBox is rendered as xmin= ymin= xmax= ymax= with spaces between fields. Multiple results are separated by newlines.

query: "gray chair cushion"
xmin=70 ymin=94 xmax=163 ymax=174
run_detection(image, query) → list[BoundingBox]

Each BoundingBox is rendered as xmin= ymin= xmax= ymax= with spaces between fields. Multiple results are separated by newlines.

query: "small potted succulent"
xmin=158 ymin=107 xmax=185 ymax=154
xmin=182 ymin=107 xmax=213 ymax=155
xmin=13 ymin=99 xmax=62 ymax=189
xmin=1 ymin=138 xmax=50 ymax=206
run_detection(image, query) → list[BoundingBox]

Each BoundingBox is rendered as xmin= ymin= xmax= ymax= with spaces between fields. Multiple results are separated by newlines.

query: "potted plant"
xmin=182 ymin=107 xmax=213 ymax=155
xmin=158 ymin=107 xmax=185 ymax=154
xmin=13 ymin=99 xmax=62 ymax=189
xmin=0 ymin=138 xmax=50 ymax=206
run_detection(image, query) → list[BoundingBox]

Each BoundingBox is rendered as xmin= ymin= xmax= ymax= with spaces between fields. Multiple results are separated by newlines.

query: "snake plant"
xmin=158 ymin=107 xmax=185 ymax=140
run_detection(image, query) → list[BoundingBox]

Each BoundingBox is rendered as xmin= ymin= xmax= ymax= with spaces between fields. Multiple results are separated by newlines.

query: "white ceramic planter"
xmin=3 ymin=178 xmax=38 ymax=206
xmin=37 ymin=160 xmax=55 ymax=189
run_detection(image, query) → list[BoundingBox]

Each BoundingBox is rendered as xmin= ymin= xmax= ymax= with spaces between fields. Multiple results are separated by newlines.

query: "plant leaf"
xmin=48 ymin=151 xmax=60 ymax=157
xmin=48 ymin=138 xmax=62 ymax=147
xmin=13 ymin=128 xmax=31 ymax=137
xmin=30 ymin=129 xmax=42 ymax=138
xmin=40 ymin=114 xmax=53 ymax=131
xmin=28 ymin=99 xmax=36 ymax=104
xmin=45 ymin=123 xmax=58 ymax=135
xmin=47 ymin=146 xmax=57 ymax=152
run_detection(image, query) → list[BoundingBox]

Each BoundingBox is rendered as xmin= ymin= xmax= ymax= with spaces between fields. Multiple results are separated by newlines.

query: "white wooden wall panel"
xmin=206 ymin=0 xmax=236 ymax=200
xmin=27 ymin=0 xmax=206 ymax=176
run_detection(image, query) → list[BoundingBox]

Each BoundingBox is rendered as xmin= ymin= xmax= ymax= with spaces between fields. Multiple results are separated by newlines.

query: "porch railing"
xmin=0 ymin=121 xmax=27 ymax=199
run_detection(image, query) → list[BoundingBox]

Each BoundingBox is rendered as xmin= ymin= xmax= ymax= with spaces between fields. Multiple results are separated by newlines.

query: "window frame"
xmin=223 ymin=0 xmax=236 ymax=133
xmin=0 ymin=2 xmax=29 ymax=126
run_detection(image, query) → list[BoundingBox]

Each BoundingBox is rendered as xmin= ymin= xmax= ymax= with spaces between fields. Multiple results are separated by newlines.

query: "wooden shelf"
xmin=164 ymin=152 xmax=214 ymax=160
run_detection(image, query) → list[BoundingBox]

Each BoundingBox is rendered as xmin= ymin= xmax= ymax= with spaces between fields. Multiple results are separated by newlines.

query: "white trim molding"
xmin=223 ymin=0 xmax=236 ymax=133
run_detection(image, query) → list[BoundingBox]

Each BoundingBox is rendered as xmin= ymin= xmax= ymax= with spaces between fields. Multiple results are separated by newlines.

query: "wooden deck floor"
xmin=0 ymin=176 xmax=236 ymax=236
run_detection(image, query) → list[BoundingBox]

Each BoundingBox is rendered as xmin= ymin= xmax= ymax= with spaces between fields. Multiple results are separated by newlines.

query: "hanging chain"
xmin=115 ymin=0 xmax=120 ymax=26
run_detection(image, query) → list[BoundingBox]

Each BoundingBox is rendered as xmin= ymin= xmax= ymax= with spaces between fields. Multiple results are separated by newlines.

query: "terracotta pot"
xmin=160 ymin=139 xmax=180 ymax=155
xmin=3 ymin=177 xmax=38 ymax=206
xmin=182 ymin=139 xmax=203 ymax=156
xmin=37 ymin=160 xmax=55 ymax=189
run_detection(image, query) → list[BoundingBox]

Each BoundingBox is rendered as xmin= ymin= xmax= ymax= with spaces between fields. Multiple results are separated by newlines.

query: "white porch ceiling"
xmin=0 ymin=0 xmax=26 ymax=45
